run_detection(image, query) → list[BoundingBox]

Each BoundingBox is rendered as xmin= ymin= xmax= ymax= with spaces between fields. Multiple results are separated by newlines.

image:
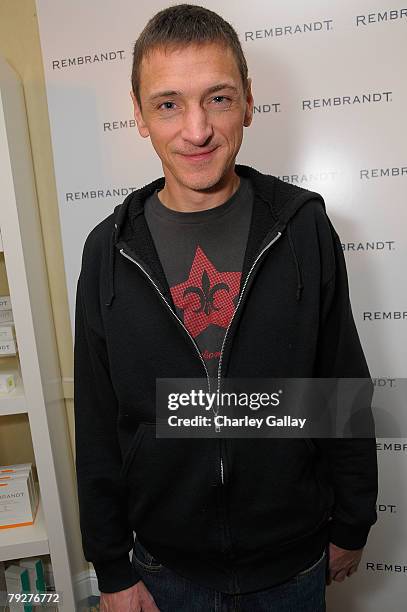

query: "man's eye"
xmin=159 ymin=101 xmax=176 ymax=110
xmin=212 ymin=96 xmax=229 ymax=104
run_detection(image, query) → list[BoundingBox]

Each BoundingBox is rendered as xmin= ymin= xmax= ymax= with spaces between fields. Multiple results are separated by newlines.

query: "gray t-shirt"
xmin=144 ymin=176 xmax=253 ymax=379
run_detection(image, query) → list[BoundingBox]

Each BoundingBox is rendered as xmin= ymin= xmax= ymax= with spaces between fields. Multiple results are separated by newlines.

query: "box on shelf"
xmin=0 ymin=464 xmax=39 ymax=528
xmin=0 ymin=297 xmax=13 ymax=328
xmin=19 ymin=558 xmax=46 ymax=595
xmin=4 ymin=564 xmax=32 ymax=611
xmin=41 ymin=558 xmax=55 ymax=590
xmin=0 ymin=363 xmax=21 ymax=394
xmin=0 ymin=463 xmax=38 ymax=519
xmin=0 ymin=338 xmax=18 ymax=356
xmin=0 ymin=296 xmax=12 ymax=311
xmin=0 ymin=464 xmax=37 ymax=506
xmin=0 ymin=309 xmax=13 ymax=324
xmin=0 ymin=371 xmax=16 ymax=393
xmin=1 ymin=557 xmax=56 ymax=611
xmin=0 ymin=323 xmax=16 ymax=342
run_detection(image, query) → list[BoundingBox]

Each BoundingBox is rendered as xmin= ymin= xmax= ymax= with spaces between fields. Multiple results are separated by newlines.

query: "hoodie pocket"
xmin=297 ymin=549 xmax=327 ymax=576
xmin=227 ymin=438 xmax=331 ymax=556
xmin=132 ymin=536 xmax=163 ymax=572
xmin=120 ymin=422 xmax=156 ymax=479
xmin=121 ymin=424 xmax=219 ymax=549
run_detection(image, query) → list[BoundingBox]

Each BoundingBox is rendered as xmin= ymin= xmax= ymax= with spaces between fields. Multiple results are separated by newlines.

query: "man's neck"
xmin=157 ymin=167 xmax=241 ymax=213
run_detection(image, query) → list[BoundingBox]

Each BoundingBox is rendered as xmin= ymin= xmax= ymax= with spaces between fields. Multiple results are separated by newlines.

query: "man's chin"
xmin=172 ymin=167 xmax=226 ymax=193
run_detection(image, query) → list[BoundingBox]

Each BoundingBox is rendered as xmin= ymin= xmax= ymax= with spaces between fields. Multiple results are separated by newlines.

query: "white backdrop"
xmin=36 ymin=1 xmax=407 ymax=609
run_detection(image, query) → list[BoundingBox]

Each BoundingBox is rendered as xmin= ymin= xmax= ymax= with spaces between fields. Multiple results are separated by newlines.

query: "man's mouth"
xmin=178 ymin=147 xmax=219 ymax=162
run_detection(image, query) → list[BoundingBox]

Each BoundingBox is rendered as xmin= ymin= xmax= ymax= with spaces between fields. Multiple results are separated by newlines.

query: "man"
xmin=74 ymin=4 xmax=378 ymax=611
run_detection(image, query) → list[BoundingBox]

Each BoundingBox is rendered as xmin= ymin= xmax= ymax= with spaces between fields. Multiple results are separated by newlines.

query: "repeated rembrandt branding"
xmin=52 ymin=50 xmax=125 ymax=69
xmin=341 ymin=241 xmax=395 ymax=252
xmin=360 ymin=166 xmax=407 ymax=179
xmin=377 ymin=442 xmax=407 ymax=452
xmin=377 ymin=504 xmax=397 ymax=513
xmin=0 ymin=492 xmax=24 ymax=499
xmin=245 ymin=20 xmax=333 ymax=41
xmin=65 ymin=187 xmax=136 ymax=202
xmin=363 ymin=311 xmax=407 ymax=321
xmin=303 ymin=91 xmax=392 ymax=110
xmin=278 ymin=171 xmax=338 ymax=185
xmin=103 ymin=119 xmax=136 ymax=132
xmin=356 ymin=10 xmax=407 ymax=26
xmin=372 ymin=378 xmax=397 ymax=388
xmin=253 ymin=103 xmax=281 ymax=114
xmin=366 ymin=562 xmax=407 ymax=573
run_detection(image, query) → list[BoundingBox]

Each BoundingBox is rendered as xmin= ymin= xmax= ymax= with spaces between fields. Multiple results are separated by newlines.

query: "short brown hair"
xmin=131 ymin=3 xmax=248 ymax=107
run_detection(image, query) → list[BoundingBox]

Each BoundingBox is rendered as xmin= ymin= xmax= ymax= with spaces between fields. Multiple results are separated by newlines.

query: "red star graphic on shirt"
xmin=170 ymin=246 xmax=241 ymax=338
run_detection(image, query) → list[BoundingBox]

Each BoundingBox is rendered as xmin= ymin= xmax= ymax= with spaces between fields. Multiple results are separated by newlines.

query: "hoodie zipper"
xmin=216 ymin=229 xmax=282 ymax=486
xmin=118 ymin=248 xmax=230 ymax=483
xmin=119 ymin=228 xmax=282 ymax=487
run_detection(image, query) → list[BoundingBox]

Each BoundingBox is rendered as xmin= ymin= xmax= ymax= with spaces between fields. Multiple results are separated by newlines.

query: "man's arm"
xmin=313 ymin=212 xmax=378 ymax=551
xmin=74 ymin=263 xmax=141 ymax=593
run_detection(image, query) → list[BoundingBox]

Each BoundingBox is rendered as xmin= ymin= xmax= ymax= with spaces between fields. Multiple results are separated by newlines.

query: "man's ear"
xmin=243 ymin=77 xmax=254 ymax=128
xmin=130 ymin=90 xmax=150 ymax=138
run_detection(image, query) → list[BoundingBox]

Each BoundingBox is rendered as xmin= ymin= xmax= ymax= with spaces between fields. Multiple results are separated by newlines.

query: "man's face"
xmin=131 ymin=42 xmax=253 ymax=192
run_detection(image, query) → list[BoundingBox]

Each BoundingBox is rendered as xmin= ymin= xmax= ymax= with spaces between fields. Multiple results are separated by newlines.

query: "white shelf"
xmin=0 ymin=495 xmax=49 ymax=561
xmin=0 ymin=55 xmax=79 ymax=609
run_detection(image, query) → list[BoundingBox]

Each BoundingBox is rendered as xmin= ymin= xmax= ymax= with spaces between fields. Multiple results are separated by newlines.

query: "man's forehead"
xmin=143 ymin=40 xmax=233 ymax=63
xmin=140 ymin=43 xmax=241 ymax=95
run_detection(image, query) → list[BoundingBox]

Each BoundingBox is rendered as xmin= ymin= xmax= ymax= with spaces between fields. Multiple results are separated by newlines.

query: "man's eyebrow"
xmin=148 ymin=83 xmax=239 ymax=102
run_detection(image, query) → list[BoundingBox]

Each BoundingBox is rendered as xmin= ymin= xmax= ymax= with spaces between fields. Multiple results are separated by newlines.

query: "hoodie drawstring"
xmin=287 ymin=221 xmax=304 ymax=301
xmin=105 ymin=223 xmax=118 ymax=307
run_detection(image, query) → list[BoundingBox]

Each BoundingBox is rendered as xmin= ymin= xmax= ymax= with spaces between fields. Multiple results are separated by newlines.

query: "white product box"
xmin=0 ymin=296 xmax=12 ymax=310
xmin=0 ymin=471 xmax=37 ymax=527
xmin=0 ymin=462 xmax=32 ymax=473
xmin=0 ymin=372 xmax=16 ymax=392
xmin=0 ymin=323 xmax=15 ymax=341
xmin=5 ymin=565 xmax=31 ymax=611
xmin=0 ymin=338 xmax=18 ymax=355
xmin=0 ymin=309 xmax=13 ymax=324
xmin=19 ymin=558 xmax=46 ymax=595
xmin=0 ymin=474 xmax=37 ymax=518
xmin=0 ymin=464 xmax=38 ymax=514
xmin=41 ymin=558 xmax=55 ymax=590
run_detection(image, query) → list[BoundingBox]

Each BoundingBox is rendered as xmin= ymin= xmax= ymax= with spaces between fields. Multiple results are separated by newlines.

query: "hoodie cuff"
xmin=93 ymin=555 xmax=141 ymax=594
xmin=329 ymin=519 xmax=372 ymax=550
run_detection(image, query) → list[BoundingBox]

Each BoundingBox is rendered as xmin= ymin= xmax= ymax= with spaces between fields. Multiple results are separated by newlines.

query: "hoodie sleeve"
xmin=314 ymin=213 xmax=378 ymax=550
xmin=74 ymin=265 xmax=141 ymax=593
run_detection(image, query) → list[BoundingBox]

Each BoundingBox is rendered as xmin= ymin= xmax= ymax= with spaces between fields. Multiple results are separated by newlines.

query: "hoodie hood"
xmin=105 ymin=164 xmax=325 ymax=307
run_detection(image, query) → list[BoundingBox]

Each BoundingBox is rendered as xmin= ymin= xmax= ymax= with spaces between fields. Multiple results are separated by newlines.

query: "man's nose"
xmin=181 ymin=106 xmax=213 ymax=146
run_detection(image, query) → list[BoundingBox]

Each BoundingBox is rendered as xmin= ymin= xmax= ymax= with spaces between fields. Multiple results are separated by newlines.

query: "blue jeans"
xmin=131 ymin=537 xmax=327 ymax=611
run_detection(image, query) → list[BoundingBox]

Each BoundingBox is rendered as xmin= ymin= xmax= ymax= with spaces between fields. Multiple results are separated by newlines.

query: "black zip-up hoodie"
xmin=73 ymin=164 xmax=378 ymax=594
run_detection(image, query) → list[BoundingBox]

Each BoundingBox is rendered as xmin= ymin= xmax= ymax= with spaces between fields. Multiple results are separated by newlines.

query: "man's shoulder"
xmin=245 ymin=166 xmax=334 ymax=246
xmin=274 ymin=176 xmax=323 ymax=201
xmin=238 ymin=164 xmax=325 ymax=210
